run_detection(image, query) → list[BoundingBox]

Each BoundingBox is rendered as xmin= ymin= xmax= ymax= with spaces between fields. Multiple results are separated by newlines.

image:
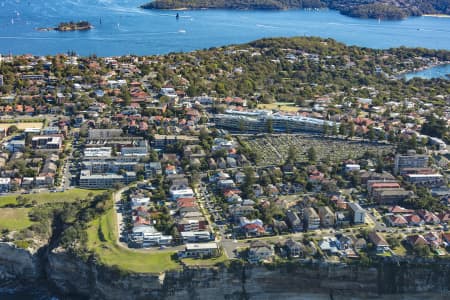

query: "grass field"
xmin=0 ymin=122 xmax=44 ymax=130
xmin=86 ymin=208 xmax=181 ymax=273
xmin=181 ymin=253 xmax=229 ymax=266
xmin=0 ymin=189 xmax=105 ymax=207
xmin=0 ymin=208 xmax=33 ymax=231
xmin=257 ymin=102 xmax=300 ymax=112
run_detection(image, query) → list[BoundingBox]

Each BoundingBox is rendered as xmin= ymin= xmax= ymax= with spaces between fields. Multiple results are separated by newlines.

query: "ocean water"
xmin=0 ymin=0 xmax=449 ymax=56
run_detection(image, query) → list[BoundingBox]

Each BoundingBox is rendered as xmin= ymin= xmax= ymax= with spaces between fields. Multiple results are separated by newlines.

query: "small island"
xmin=37 ymin=21 xmax=92 ymax=32
xmin=56 ymin=21 xmax=92 ymax=31
xmin=141 ymin=0 xmax=450 ymax=20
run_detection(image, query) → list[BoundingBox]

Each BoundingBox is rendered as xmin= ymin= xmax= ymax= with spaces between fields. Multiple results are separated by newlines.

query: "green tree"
xmin=7 ymin=125 xmax=19 ymax=135
xmin=241 ymin=167 xmax=256 ymax=198
xmin=307 ymin=147 xmax=317 ymax=163
xmin=267 ymin=118 xmax=273 ymax=134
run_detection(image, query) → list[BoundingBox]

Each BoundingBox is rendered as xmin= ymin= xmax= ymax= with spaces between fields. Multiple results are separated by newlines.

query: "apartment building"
xmin=305 ymin=207 xmax=320 ymax=230
xmin=79 ymin=170 xmax=136 ymax=188
xmin=214 ymin=109 xmax=338 ymax=133
xmin=394 ymin=153 xmax=428 ymax=175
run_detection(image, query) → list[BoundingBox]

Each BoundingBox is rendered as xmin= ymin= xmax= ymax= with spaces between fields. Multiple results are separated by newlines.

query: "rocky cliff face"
xmin=0 ymin=243 xmax=40 ymax=282
xmin=1 ymin=242 xmax=449 ymax=300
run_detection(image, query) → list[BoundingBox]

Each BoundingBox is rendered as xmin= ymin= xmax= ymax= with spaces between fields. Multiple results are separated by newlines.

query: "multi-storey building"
xmin=79 ymin=170 xmax=136 ymax=188
xmin=214 ymin=109 xmax=337 ymax=133
xmin=394 ymin=153 xmax=428 ymax=175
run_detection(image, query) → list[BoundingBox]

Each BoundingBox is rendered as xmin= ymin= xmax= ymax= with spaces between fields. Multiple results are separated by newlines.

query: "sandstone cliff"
xmin=1 ymin=242 xmax=450 ymax=299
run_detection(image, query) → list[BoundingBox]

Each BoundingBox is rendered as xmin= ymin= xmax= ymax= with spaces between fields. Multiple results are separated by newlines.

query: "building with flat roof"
xmin=0 ymin=177 xmax=11 ymax=192
xmin=84 ymin=147 xmax=112 ymax=158
xmin=129 ymin=225 xmax=172 ymax=247
xmin=79 ymin=170 xmax=136 ymax=188
xmin=170 ymin=185 xmax=195 ymax=200
xmin=121 ymin=146 xmax=148 ymax=156
xmin=151 ymin=134 xmax=199 ymax=149
xmin=179 ymin=242 xmax=219 ymax=258
xmin=373 ymin=188 xmax=411 ymax=205
xmin=180 ymin=231 xmax=212 ymax=243
xmin=394 ymin=153 xmax=428 ymax=175
xmin=5 ymin=140 xmax=25 ymax=152
xmin=405 ymin=173 xmax=445 ymax=187
xmin=31 ymin=135 xmax=63 ymax=151
xmin=214 ymin=109 xmax=338 ymax=133
xmin=88 ymin=128 xmax=123 ymax=139
xmin=348 ymin=202 xmax=366 ymax=224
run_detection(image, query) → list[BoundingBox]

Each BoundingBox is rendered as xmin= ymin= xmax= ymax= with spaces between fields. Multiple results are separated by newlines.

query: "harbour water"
xmin=0 ymin=0 xmax=450 ymax=56
xmin=404 ymin=63 xmax=450 ymax=80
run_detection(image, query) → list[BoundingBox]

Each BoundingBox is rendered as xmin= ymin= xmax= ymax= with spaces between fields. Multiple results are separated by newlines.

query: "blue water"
xmin=404 ymin=64 xmax=450 ymax=80
xmin=1 ymin=0 xmax=450 ymax=56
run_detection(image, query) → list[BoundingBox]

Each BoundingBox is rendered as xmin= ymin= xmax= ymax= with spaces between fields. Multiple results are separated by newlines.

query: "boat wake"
xmin=256 ymin=24 xmax=280 ymax=29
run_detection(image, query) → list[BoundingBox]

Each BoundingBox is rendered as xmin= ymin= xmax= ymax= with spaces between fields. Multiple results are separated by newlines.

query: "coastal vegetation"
xmin=0 ymin=189 xmax=105 ymax=207
xmin=0 ymin=190 xmax=106 ymax=247
xmin=141 ymin=0 xmax=450 ymax=20
xmin=142 ymin=0 xmax=325 ymax=10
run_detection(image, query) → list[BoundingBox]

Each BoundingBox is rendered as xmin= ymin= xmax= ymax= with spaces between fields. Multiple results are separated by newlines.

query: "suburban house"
xmin=284 ymin=238 xmax=304 ymax=258
xmin=368 ymin=231 xmax=390 ymax=253
xmin=304 ymin=207 xmax=320 ymax=230
xmin=240 ymin=217 xmax=265 ymax=237
xmin=318 ymin=206 xmax=335 ymax=227
xmin=286 ymin=210 xmax=303 ymax=232
xmin=248 ymin=241 xmax=274 ymax=264
xmin=386 ymin=214 xmax=408 ymax=227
